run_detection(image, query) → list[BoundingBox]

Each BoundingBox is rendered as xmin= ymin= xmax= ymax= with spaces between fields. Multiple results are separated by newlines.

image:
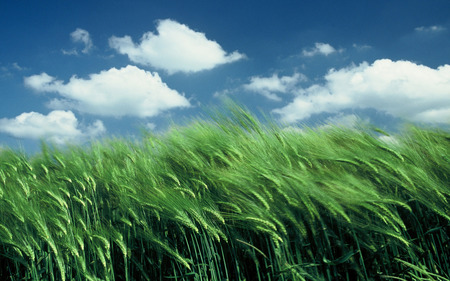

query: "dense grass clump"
xmin=0 ymin=105 xmax=449 ymax=280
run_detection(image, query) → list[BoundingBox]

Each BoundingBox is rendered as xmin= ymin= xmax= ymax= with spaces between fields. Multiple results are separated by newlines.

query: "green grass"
xmin=0 ymin=103 xmax=449 ymax=280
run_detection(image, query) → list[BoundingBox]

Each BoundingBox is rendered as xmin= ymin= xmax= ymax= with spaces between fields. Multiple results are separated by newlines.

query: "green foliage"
xmin=0 ymin=103 xmax=449 ymax=280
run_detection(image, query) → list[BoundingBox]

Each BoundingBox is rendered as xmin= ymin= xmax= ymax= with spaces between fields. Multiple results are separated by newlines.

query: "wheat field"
xmin=0 ymin=103 xmax=449 ymax=280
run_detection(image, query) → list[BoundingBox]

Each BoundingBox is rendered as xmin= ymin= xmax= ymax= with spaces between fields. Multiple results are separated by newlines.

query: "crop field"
xmin=0 ymin=104 xmax=449 ymax=280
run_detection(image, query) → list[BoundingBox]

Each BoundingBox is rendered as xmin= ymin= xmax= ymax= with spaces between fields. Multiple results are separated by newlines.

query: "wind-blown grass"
xmin=0 ymin=104 xmax=449 ymax=280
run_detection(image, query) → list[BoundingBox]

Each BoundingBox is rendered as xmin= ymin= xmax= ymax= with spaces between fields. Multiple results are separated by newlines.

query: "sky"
xmin=1 ymin=0 xmax=450 ymax=153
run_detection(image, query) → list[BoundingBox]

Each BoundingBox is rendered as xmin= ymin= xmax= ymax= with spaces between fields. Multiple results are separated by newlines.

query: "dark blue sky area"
xmin=1 ymin=0 xmax=449 ymax=152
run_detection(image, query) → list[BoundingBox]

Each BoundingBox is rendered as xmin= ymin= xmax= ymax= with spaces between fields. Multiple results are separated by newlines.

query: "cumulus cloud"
xmin=302 ymin=42 xmax=340 ymax=57
xmin=0 ymin=110 xmax=105 ymax=144
xmin=273 ymin=59 xmax=450 ymax=124
xmin=109 ymin=19 xmax=245 ymax=74
xmin=24 ymin=65 xmax=190 ymax=118
xmin=63 ymin=28 xmax=93 ymax=55
xmin=243 ymin=73 xmax=306 ymax=101
xmin=25 ymin=72 xmax=62 ymax=91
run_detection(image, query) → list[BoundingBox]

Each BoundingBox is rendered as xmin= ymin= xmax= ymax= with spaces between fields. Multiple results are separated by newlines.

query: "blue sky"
xmin=1 ymin=0 xmax=450 ymax=152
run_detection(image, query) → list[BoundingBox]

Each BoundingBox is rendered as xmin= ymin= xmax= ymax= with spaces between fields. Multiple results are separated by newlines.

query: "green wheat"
xmin=0 ymin=102 xmax=448 ymax=280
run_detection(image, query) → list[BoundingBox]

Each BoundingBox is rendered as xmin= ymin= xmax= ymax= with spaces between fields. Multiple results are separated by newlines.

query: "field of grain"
xmin=0 ymin=104 xmax=449 ymax=280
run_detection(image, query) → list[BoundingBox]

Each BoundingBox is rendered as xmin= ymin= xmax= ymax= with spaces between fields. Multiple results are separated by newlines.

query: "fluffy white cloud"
xmin=274 ymin=59 xmax=450 ymax=124
xmin=243 ymin=73 xmax=306 ymax=101
xmin=25 ymin=72 xmax=62 ymax=91
xmin=24 ymin=65 xmax=190 ymax=118
xmin=109 ymin=19 xmax=245 ymax=74
xmin=302 ymin=43 xmax=339 ymax=57
xmin=63 ymin=28 xmax=93 ymax=55
xmin=0 ymin=110 xmax=105 ymax=144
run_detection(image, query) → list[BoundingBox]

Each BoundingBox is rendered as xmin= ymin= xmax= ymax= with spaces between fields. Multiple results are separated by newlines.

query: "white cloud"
xmin=12 ymin=62 xmax=24 ymax=71
xmin=63 ymin=28 xmax=93 ymax=55
xmin=415 ymin=25 xmax=446 ymax=33
xmin=302 ymin=42 xmax=340 ymax=57
xmin=0 ymin=62 xmax=27 ymax=77
xmin=274 ymin=59 xmax=450 ymax=124
xmin=109 ymin=19 xmax=245 ymax=74
xmin=71 ymin=28 xmax=93 ymax=53
xmin=352 ymin=43 xmax=372 ymax=51
xmin=85 ymin=120 xmax=106 ymax=138
xmin=62 ymin=49 xmax=78 ymax=56
xmin=0 ymin=110 xmax=105 ymax=144
xmin=24 ymin=65 xmax=190 ymax=118
xmin=325 ymin=113 xmax=360 ymax=128
xmin=282 ymin=125 xmax=304 ymax=134
xmin=146 ymin=123 xmax=156 ymax=130
xmin=213 ymin=88 xmax=233 ymax=99
xmin=243 ymin=73 xmax=306 ymax=101
xmin=25 ymin=72 xmax=63 ymax=91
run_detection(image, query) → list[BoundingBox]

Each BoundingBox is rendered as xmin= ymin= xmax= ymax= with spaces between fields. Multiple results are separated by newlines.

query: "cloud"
xmin=302 ymin=42 xmax=340 ymax=57
xmin=352 ymin=43 xmax=372 ymax=51
xmin=146 ymin=123 xmax=156 ymax=130
xmin=415 ymin=25 xmax=446 ymax=33
xmin=24 ymin=65 xmax=190 ymax=118
xmin=0 ymin=62 xmax=27 ymax=78
xmin=213 ymin=89 xmax=233 ymax=99
xmin=324 ymin=113 xmax=361 ymax=128
xmin=243 ymin=73 xmax=306 ymax=101
xmin=63 ymin=28 xmax=93 ymax=55
xmin=25 ymin=72 xmax=63 ymax=91
xmin=273 ymin=59 xmax=450 ymax=124
xmin=71 ymin=28 xmax=93 ymax=53
xmin=0 ymin=110 xmax=105 ymax=144
xmin=62 ymin=49 xmax=78 ymax=56
xmin=109 ymin=19 xmax=245 ymax=74
xmin=12 ymin=62 xmax=24 ymax=71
